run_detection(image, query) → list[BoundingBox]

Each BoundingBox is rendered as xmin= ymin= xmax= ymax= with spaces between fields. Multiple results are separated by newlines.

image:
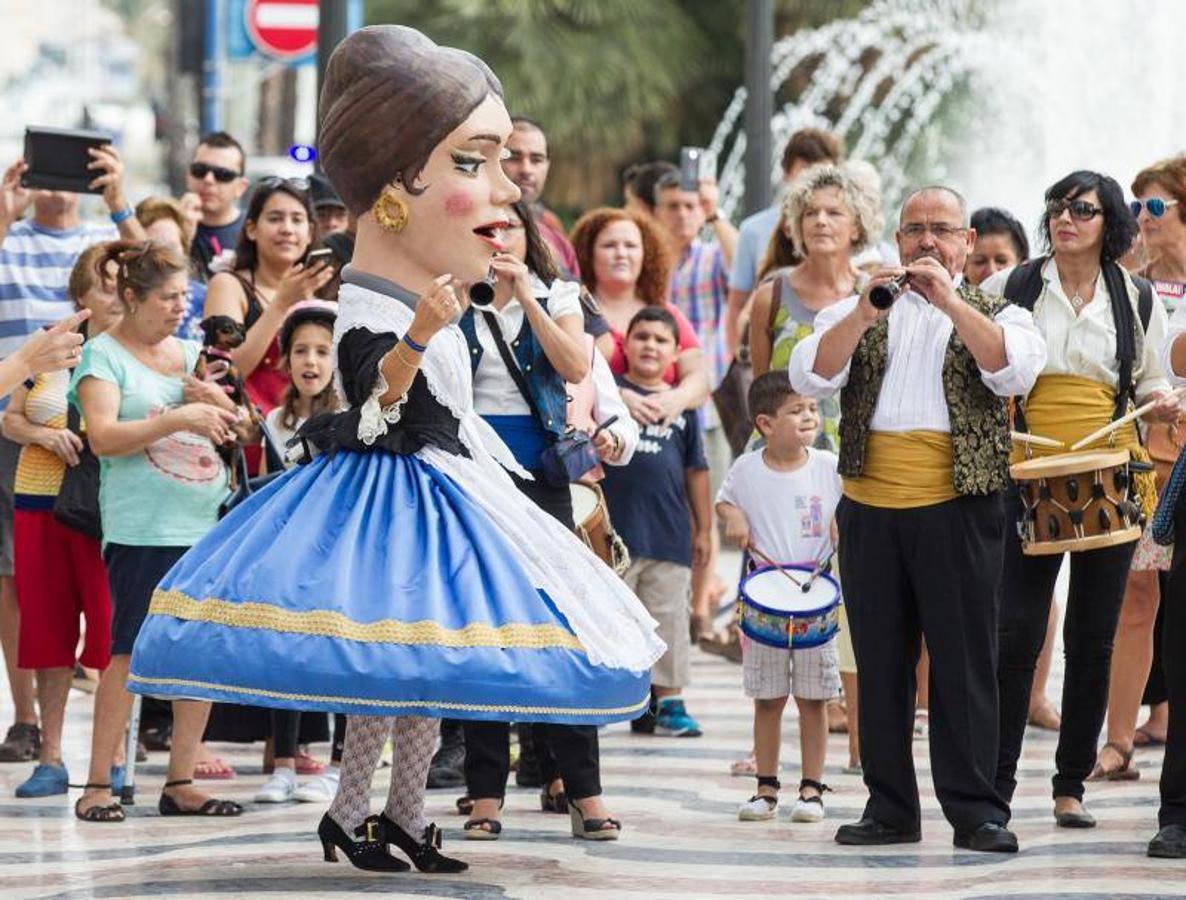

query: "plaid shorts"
xmin=742 ymin=636 xmax=841 ymax=701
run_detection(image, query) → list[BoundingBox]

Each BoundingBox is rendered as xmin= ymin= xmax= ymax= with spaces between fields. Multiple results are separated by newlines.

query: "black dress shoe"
xmin=835 ymin=817 xmax=922 ymax=845
xmin=318 ymin=814 xmax=409 ymax=872
xmin=378 ymin=814 xmax=468 ymax=873
xmin=426 ymin=720 xmax=466 ymax=789
xmin=1054 ymin=808 xmax=1096 ymax=828
xmin=1148 ymin=823 xmax=1186 ymax=858
xmin=954 ymin=822 xmax=1018 ymax=853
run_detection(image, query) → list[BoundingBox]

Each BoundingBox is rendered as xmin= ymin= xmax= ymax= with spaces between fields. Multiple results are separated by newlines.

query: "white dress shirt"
xmin=981 ymin=259 xmax=1170 ymax=401
xmin=471 ymin=276 xmax=583 ymax=416
xmin=788 ymin=278 xmax=1046 ymax=433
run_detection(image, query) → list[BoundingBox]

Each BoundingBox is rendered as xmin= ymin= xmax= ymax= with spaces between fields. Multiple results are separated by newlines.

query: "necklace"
xmin=1061 ymin=269 xmax=1100 ymax=313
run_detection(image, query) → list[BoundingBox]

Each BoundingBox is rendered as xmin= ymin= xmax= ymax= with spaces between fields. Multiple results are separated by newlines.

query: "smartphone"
xmin=306 ymin=247 xmax=334 ymax=266
xmin=679 ymin=146 xmax=717 ymax=192
xmin=22 ymin=126 xmax=112 ymax=194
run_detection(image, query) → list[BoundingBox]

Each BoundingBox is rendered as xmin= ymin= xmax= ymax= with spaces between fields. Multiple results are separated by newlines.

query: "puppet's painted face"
xmin=395 ymin=94 xmax=522 ymax=285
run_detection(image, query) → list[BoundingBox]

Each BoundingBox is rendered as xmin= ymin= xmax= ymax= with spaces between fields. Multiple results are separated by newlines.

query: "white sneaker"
xmin=254 ymin=769 xmax=296 ymax=803
xmin=738 ymin=794 xmax=778 ymax=821
xmin=790 ymin=794 xmax=826 ymax=823
xmin=293 ymin=768 xmax=340 ymax=803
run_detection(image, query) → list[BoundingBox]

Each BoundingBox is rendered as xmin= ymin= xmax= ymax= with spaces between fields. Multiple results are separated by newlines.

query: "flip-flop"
xmin=1088 ymin=741 xmax=1140 ymax=781
xmin=193 ymin=758 xmax=236 ymax=780
xmin=463 ymin=818 xmax=502 ymax=840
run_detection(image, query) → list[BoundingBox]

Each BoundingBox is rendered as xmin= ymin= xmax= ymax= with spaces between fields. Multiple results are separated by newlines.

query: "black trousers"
xmin=996 ymin=488 xmax=1135 ymax=804
xmin=1142 ymin=584 xmax=1168 ymax=706
xmin=461 ymin=468 xmax=602 ymax=801
xmin=837 ymin=494 xmax=1010 ymax=833
xmin=1159 ymin=544 xmax=1186 ymax=827
xmin=464 ymin=721 xmax=600 ymax=800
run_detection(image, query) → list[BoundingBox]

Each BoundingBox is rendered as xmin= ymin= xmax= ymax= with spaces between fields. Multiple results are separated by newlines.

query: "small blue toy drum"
xmin=738 ymin=564 xmax=841 ymax=649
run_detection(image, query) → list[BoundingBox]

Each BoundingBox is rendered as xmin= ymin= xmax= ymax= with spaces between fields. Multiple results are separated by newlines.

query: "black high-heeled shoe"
xmin=318 ymin=813 xmax=410 ymax=872
xmin=377 ymin=813 xmax=468 ymax=873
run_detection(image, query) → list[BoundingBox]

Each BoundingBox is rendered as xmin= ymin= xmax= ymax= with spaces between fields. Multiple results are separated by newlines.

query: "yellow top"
xmin=1014 ymin=373 xmax=1156 ymax=516
xmin=842 ymin=430 xmax=956 ymax=509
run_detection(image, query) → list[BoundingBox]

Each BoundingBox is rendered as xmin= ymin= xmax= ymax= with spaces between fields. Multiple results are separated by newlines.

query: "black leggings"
xmin=997 ymin=490 xmax=1135 ymax=803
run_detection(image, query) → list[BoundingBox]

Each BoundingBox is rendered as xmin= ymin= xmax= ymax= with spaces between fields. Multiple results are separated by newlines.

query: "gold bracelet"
xmin=393 ymin=343 xmax=421 ymax=369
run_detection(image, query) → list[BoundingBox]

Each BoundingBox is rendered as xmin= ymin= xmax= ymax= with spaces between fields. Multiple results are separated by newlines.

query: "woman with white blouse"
xmin=456 ymin=199 xmax=633 ymax=840
xmin=983 ymin=171 xmax=1178 ymax=830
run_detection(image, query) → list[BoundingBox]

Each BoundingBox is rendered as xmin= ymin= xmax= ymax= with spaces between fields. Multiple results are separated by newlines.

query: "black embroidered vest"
xmin=837 ymin=283 xmax=1012 ymax=495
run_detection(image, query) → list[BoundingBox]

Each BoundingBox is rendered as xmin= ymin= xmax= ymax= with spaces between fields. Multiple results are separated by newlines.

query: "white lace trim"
xmin=420 ymin=445 xmax=665 ymax=672
xmin=357 ymin=370 xmax=410 ymax=445
xmin=335 ymin=284 xmax=529 ymax=477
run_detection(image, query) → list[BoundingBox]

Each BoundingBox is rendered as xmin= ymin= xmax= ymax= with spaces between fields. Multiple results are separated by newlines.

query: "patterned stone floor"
xmin=2 ymin=563 xmax=1182 ymax=899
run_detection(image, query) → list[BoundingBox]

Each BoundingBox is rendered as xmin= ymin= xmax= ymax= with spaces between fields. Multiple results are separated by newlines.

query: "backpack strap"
xmin=767 ymin=274 xmax=783 ymax=342
xmin=1102 ymin=260 xmax=1140 ymax=421
xmin=1133 ymin=273 xmax=1154 ymax=333
xmin=1002 ymin=257 xmax=1047 ymax=310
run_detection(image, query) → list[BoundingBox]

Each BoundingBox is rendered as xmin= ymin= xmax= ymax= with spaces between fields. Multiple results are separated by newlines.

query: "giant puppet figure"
xmin=127 ymin=25 xmax=663 ymax=873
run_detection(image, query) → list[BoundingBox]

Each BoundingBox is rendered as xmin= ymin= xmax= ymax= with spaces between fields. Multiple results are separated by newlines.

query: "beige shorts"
xmin=742 ymin=635 xmax=841 ymax=701
xmin=624 ymin=557 xmax=692 ymax=689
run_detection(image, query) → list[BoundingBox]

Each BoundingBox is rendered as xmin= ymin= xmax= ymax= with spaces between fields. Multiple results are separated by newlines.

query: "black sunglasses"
xmin=189 ymin=162 xmax=241 ymax=183
xmin=256 ymin=176 xmax=310 ymax=193
xmin=1046 ymin=199 xmax=1103 ymax=222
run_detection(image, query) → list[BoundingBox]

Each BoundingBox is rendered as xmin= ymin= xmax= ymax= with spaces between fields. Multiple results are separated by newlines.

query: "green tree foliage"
xmin=366 ymin=0 xmax=869 ymax=219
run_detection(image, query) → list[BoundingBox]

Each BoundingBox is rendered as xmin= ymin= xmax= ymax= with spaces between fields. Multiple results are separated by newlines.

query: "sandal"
xmin=193 ymin=758 xmax=236 ymax=780
xmin=540 ymin=783 xmax=568 ymax=814
xmin=74 ymin=783 xmax=125 ymax=823
xmin=455 ymin=795 xmax=475 ymax=816
xmin=463 ymin=818 xmax=503 ymax=840
xmin=159 ymin=779 xmax=244 ymax=816
xmin=1133 ymin=725 xmax=1167 ymax=747
xmin=568 ymin=799 xmax=621 ymax=840
xmin=140 ymin=725 xmax=172 ymax=752
xmin=1087 ymin=741 xmax=1139 ymax=782
xmin=295 ymin=751 xmax=325 ymax=776
xmin=730 ymin=754 xmax=758 ymax=777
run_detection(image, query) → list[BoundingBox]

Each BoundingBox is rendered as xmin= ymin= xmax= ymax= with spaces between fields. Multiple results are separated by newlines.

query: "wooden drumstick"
xmin=800 ymin=548 xmax=836 ymax=593
xmin=1010 ymin=431 xmax=1064 ymax=449
xmin=747 ymin=544 xmax=804 ymax=588
xmin=1069 ymin=387 xmax=1186 ymax=451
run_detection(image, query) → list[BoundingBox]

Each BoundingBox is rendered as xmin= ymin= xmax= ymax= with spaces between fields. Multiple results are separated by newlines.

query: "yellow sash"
xmin=1015 ymin=374 xmax=1156 ymax=516
xmin=842 ymin=431 xmax=956 ymax=509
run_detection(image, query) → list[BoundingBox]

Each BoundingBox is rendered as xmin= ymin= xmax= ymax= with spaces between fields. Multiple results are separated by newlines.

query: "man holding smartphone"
xmin=0 ymin=140 xmax=143 ymax=762
xmin=185 ymin=132 xmax=249 ymax=281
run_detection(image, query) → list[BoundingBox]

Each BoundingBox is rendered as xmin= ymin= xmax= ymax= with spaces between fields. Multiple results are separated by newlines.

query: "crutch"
xmin=120 ymin=693 xmax=142 ymax=805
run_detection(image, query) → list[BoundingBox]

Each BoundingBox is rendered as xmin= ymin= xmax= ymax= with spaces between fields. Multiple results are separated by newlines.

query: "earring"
xmin=373 ymin=188 xmax=409 ymax=234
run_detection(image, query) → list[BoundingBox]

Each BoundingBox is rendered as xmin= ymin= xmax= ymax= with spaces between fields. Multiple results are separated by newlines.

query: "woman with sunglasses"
xmin=202 ymin=179 xmax=335 ymax=416
xmin=1093 ymin=159 xmax=1186 ymax=785
xmin=982 ymin=170 xmax=1177 ymax=829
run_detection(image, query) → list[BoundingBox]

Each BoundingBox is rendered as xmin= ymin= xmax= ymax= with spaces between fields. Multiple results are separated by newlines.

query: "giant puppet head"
xmin=319 ymin=26 xmax=520 ymax=289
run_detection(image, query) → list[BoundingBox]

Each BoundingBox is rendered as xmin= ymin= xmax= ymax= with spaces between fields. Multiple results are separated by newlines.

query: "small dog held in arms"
xmin=196 ymin=315 xmax=263 ymax=475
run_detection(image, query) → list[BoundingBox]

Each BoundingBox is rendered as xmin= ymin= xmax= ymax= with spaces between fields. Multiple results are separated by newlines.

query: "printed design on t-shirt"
xmin=635 ymin=416 xmax=687 ymax=456
xmin=796 ymin=494 xmax=825 ymax=538
xmin=142 ymin=406 xmax=223 ymax=484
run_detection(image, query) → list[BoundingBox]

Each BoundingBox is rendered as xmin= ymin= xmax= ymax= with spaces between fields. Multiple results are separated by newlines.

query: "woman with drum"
xmin=983 ymin=170 xmax=1178 ymax=828
xmin=455 ymin=198 xmax=636 ymax=840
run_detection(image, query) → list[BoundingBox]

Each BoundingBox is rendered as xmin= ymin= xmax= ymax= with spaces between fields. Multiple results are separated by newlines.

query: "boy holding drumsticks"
xmin=718 ymin=371 xmax=842 ymax=823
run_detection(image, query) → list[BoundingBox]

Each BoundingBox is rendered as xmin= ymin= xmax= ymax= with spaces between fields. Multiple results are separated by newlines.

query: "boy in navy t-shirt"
xmin=601 ymin=307 xmax=711 ymax=736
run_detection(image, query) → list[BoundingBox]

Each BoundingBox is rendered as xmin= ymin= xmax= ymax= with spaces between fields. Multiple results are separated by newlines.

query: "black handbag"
xmin=218 ymin=429 xmax=287 ymax=518
xmin=53 ymin=402 xmax=102 ymax=541
xmin=481 ymin=310 xmax=609 ymax=487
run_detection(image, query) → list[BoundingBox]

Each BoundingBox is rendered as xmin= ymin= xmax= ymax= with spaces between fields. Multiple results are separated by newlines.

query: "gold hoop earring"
xmin=373 ymin=189 xmax=410 ymax=234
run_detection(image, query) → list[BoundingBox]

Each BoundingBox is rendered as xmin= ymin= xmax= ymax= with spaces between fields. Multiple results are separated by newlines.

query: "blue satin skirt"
xmin=127 ymin=450 xmax=650 ymax=724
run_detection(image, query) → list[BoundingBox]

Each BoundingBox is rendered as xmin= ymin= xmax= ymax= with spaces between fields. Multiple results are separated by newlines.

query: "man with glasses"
xmin=185 ymin=131 xmax=249 ymax=281
xmin=789 ymin=186 xmax=1046 ymax=853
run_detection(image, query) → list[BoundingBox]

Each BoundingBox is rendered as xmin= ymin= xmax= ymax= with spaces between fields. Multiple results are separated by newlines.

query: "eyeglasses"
xmin=189 ymin=162 xmax=241 ymax=183
xmin=1130 ymin=197 xmax=1180 ymax=219
xmin=900 ymin=223 xmax=967 ymax=241
xmin=257 ymin=176 xmax=310 ymax=193
xmin=1046 ymin=199 xmax=1103 ymax=221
